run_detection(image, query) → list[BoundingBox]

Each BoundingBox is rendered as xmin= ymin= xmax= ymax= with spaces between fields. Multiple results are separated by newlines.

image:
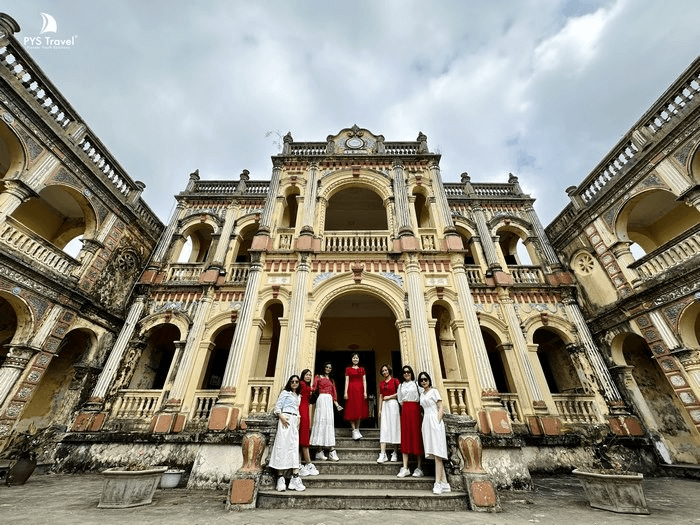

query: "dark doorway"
xmin=315 ymin=349 xmax=377 ymax=429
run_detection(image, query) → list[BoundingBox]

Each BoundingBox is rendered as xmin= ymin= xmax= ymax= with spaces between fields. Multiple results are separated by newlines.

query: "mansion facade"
xmin=0 ymin=14 xmax=699 ymax=488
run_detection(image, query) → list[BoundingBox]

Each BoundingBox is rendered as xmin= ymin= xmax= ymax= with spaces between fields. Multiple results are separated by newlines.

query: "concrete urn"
xmin=98 ymin=466 xmax=168 ymax=508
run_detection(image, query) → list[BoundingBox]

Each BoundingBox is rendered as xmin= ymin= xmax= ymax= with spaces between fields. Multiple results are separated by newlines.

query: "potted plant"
xmin=98 ymin=462 xmax=168 ymax=508
xmin=0 ymin=423 xmax=44 ymax=486
xmin=572 ymin=428 xmax=649 ymax=515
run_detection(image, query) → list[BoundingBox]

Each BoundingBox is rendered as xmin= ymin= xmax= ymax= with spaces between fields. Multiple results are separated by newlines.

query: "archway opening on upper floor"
xmin=431 ymin=303 xmax=464 ymax=380
xmin=678 ymin=301 xmax=700 ymax=350
xmin=0 ymin=120 xmax=25 ymax=180
xmin=175 ymin=223 xmax=214 ymax=264
xmin=0 ymin=295 xmax=18 ymax=367
xmin=10 ymin=185 xmax=95 ymax=259
xmin=232 ymin=224 xmax=258 ymax=264
xmin=481 ymin=328 xmax=514 ymax=394
xmin=412 ymin=190 xmax=432 ymax=228
xmin=316 ymin=292 xmax=400 ymax=429
xmin=616 ymin=189 xmax=700 ymax=257
xmin=533 ymin=328 xmax=582 ymax=394
xmin=200 ymin=325 xmax=234 ymax=389
xmin=324 ymin=187 xmax=387 ymax=231
xmin=251 ymin=302 xmax=283 ymax=378
xmin=129 ymin=323 xmax=180 ymax=390
xmin=496 ymin=227 xmax=534 ymax=266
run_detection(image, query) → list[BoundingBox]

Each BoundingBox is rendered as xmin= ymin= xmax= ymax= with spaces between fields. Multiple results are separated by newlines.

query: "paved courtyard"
xmin=0 ymin=472 xmax=698 ymax=524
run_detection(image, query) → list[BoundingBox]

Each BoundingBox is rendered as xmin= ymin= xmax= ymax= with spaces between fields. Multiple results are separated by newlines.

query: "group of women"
xmin=268 ymin=353 xmax=450 ymax=495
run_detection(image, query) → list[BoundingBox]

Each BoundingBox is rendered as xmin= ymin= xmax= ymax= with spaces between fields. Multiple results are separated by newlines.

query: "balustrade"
xmin=552 ymin=394 xmax=597 ymax=423
xmin=226 ymin=263 xmax=251 ymax=284
xmin=248 ymin=378 xmax=274 ymax=413
xmin=510 ymin=266 xmax=545 ymax=284
xmin=464 ymin=265 xmax=484 ymax=285
xmin=323 ymin=231 xmax=390 ymax=253
xmin=188 ymin=390 xmax=218 ymax=429
xmin=164 ymin=262 xmax=201 ymax=282
xmin=629 ymin=224 xmax=700 ymax=281
xmin=443 ymin=381 xmax=470 ymax=415
xmin=0 ymin=217 xmax=79 ymax=277
xmin=500 ymin=393 xmax=522 ymax=424
xmin=111 ymin=389 xmax=163 ymax=419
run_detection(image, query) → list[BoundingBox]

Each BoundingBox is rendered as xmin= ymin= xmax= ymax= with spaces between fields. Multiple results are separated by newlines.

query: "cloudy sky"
xmin=4 ymin=1 xmax=700 ymax=226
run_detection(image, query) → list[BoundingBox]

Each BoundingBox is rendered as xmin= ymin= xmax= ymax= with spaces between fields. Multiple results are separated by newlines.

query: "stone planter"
xmin=572 ymin=468 xmax=649 ymax=514
xmin=160 ymin=469 xmax=185 ymax=489
xmin=98 ymin=466 xmax=168 ymax=508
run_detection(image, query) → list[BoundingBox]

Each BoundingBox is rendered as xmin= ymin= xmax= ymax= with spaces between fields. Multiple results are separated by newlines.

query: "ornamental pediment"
xmin=325 ymin=125 xmax=384 ymax=155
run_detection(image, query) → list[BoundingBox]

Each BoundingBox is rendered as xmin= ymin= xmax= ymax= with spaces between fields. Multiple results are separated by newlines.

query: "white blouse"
xmin=397 ymin=380 xmax=421 ymax=404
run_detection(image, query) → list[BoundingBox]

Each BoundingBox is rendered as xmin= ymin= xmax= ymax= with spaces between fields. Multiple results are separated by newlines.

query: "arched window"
xmin=325 ymin=187 xmax=387 ymax=230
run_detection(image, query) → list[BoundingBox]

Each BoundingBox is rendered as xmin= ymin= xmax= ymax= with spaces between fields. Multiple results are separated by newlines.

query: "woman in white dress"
xmin=417 ymin=371 xmax=450 ymax=494
xmin=269 ymin=375 xmax=305 ymax=492
xmin=376 ymin=364 xmax=401 ymax=463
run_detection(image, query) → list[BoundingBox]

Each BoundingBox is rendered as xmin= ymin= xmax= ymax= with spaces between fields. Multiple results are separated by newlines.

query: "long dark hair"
xmin=300 ymin=368 xmax=312 ymax=386
xmin=284 ymin=375 xmax=300 ymax=392
xmin=401 ymin=365 xmax=415 ymax=381
xmin=321 ymin=361 xmax=334 ymax=378
xmin=417 ymin=371 xmax=432 ymax=387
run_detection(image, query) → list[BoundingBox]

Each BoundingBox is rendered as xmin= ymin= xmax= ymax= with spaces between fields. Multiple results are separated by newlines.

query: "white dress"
xmin=379 ymin=380 xmax=401 ymax=445
xmin=268 ymin=391 xmax=301 ymax=470
xmin=420 ymin=388 xmax=448 ymax=460
xmin=310 ymin=393 xmax=335 ymax=447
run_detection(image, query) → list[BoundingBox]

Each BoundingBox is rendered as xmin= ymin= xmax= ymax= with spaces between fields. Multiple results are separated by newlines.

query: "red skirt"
xmin=344 ymin=382 xmax=369 ymax=421
xmin=400 ymin=401 xmax=423 ymax=455
xmin=299 ymin=398 xmax=310 ymax=447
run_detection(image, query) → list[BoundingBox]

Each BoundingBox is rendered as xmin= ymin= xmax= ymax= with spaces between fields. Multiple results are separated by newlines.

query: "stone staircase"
xmin=257 ymin=428 xmax=469 ymax=510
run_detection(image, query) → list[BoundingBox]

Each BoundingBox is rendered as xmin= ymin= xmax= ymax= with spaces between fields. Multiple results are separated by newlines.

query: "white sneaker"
xmin=305 ymin=463 xmax=319 ymax=476
xmin=299 ymin=464 xmax=310 ymax=477
xmin=376 ymin=452 xmax=388 ymax=463
xmin=352 ymin=429 xmax=361 ymax=440
xmin=288 ymin=476 xmax=306 ymax=491
xmin=390 ymin=451 xmax=398 ymax=462
xmin=276 ymin=477 xmax=286 ymax=492
xmin=315 ymin=450 xmax=327 ymax=461
xmin=440 ymin=482 xmax=451 ymax=493
xmin=397 ymin=467 xmax=410 ymax=478
xmin=432 ymin=482 xmax=442 ymax=494
xmin=328 ymin=450 xmax=340 ymax=461
xmin=412 ymin=468 xmax=424 ymax=478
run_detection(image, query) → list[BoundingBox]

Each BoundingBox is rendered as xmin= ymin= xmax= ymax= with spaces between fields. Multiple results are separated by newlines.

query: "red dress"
xmin=299 ymin=381 xmax=311 ymax=447
xmin=344 ymin=366 xmax=369 ymax=421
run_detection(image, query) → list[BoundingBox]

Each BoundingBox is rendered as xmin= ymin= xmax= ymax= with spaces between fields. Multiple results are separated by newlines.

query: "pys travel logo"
xmin=23 ymin=13 xmax=78 ymax=50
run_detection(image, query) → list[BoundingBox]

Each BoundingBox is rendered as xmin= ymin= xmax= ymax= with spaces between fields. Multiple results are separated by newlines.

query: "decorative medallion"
xmin=16 ymin=387 xmax=32 ymax=399
xmin=669 ymin=374 xmax=686 ymax=387
xmin=679 ymin=391 xmax=695 ymax=404
xmin=572 ymin=253 xmax=594 ymax=275
xmin=11 ymin=286 xmax=21 ymax=295
xmin=27 ymin=370 xmax=41 ymax=383
xmin=690 ymin=410 xmax=700 ymax=423
xmin=2 ymin=112 xmax=13 ymax=123
xmin=651 ymin=344 xmax=665 ymax=355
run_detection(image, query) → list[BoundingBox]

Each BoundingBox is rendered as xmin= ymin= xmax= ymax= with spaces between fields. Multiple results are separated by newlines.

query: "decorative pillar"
xmin=281 ymin=254 xmax=311 ymax=381
xmin=472 ymin=205 xmax=501 ymax=271
xmin=0 ymin=344 xmax=40 ymax=407
xmin=259 ymin=160 xmax=283 ymax=234
xmin=395 ymin=319 xmax=417 ymax=368
xmin=300 ymin=163 xmax=319 ymax=231
xmin=561 ymin=295 xmax=623 ymax=407
xmin=88 ymin=296 xmax=146 ymax=405
xmin=404 ymin=255 xmax=434 ymax=377
xmin=428 ymin=160 xmax=458 ymax=235
xmin=0 ymin=180 xmax=37 ymax=223
xmin=392 ymin=160 xmax=414 ymax=237
xmin=210 ymin=257 xmax=264 ymax=430
xmin=150 ymin=202 xmax=186 ymax=264
xmin=523 ymin=203 xmax=562 ymax=271
xmin=210 ymin=200 xmax=240 ymax=267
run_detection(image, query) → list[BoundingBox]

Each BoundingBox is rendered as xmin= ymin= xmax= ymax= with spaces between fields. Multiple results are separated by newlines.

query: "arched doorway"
xmin=316 ymin=293 xmax=399 ymax=428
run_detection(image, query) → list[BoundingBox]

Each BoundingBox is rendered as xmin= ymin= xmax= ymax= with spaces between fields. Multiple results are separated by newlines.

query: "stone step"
xmin=317 ymin=447 xmax=395 ymax=462
xmin=311 ymin=459 xmax=433 ymax=476
xmin=301 ymin=473 xmax=435 ymax=490
xmin=257 ymin=487 xmax=469 ymax=510
xmin=332 ymin=436 xmax=382 ymax=447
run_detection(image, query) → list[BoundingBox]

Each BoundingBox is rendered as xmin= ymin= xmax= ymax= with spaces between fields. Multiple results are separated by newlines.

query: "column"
xmin=561 ymin=295 xmax=623 ymax=405
xmin=472 ymin=205 xmax=501 ymax=271
xmin=219 ymin=257 xmax=264 ymax=401
xmin=161 ymin=340 xmax=187 ymax=399
xmin=404 ymin=255 xmax=436 ymax=377
xmin=281 ymin=254 xmax=311 ymax=381
xmin=0 ymin=180 xmax=37 ymax=223
xmin=0 ymin=344 xmax=39 ymax=407
xmin=451 ymin=255 xmax=498 ymax=396
xmin=392 ymin=160 xmax=413 ymax=237
xmin=428 ymin=160 xmax=457 ymax=234
xmin=524 ymin=203 xmax=562 ymax=270
xmin=211 ymin=200 xmax=240 ymax=267
xmin=300 ymin=163 xmax=319 ymax=231
xmin=259 ymin=160 xmax=283 ymax=234
xmin=89 ymin=295 xmax=146 ymax=403
xmin=499 ymin=293 xmax=545 ymax=407
xmin=151 ymin=202 xmax=186 ymax=264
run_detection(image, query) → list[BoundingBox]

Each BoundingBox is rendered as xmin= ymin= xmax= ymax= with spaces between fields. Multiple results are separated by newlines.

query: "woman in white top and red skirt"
xmin=396 ymin=365 xmax=423 ymax=478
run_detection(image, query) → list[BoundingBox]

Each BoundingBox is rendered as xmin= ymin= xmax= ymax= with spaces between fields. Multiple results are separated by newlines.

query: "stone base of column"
xmin=71 ymin=411 xmax=107 ymax=432
xmin=545 ymin=269 xmax=573 ymax=285
xmin=486 ymin=271 xmax=513 ymax=286
xmin=226 ymin=472 xmax=261 ymax=510
xmin=399 ymin=234 xmax=419 ymax=251
xmin=152 ymin=413 xmax=187 ymax=433
xmin=527 ymin=415 xmax=561 ymax=436
xmin=462 ymin=473 xmax=502 ymax=512
xmin=208 ymin=405 xmax=241 ymax=431
xmin=608 ymin=415 xmax=645 ymax=436
xmin=477 ymin=408 xmax=512 ymax=435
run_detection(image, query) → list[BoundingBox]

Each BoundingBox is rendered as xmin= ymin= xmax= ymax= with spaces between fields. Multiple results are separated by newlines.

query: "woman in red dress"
xmin=298 ymin=369 xmax=319 ymax=476
xmin=344 ymin=352 xmax=369 ymax=440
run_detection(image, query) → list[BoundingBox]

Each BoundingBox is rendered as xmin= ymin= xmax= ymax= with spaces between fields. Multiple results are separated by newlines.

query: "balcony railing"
xmin=552 ymin=394 xmax=598 ymax=423
xmin=510 ymin=266 xmax=545 ymax=284
xmin=164 ymin=262 xmax=201 ymax=283
xmin=464 ymin=265 xmax=484 ymax=285
xmin=248 ymin=378 xmax=274 ymax=414
xmin=188 ymin=390 xmax=219 ymax=430
xmin=226 ymin=262 xmax=251 ymax=284
xmin=0 ymin=217 xmax=80 ymax=278
xmin=323 ymin=231 xmax=390 ymax=253
xmin=110 ymin=389 xmax=163 ymax=420
xmin=629 ymin=223 xmax=700 ymax=281
xmin=443 ymin=380 xmax=470 ymax=415
xmin=500 ymin=393 xmax=522 ymax=424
